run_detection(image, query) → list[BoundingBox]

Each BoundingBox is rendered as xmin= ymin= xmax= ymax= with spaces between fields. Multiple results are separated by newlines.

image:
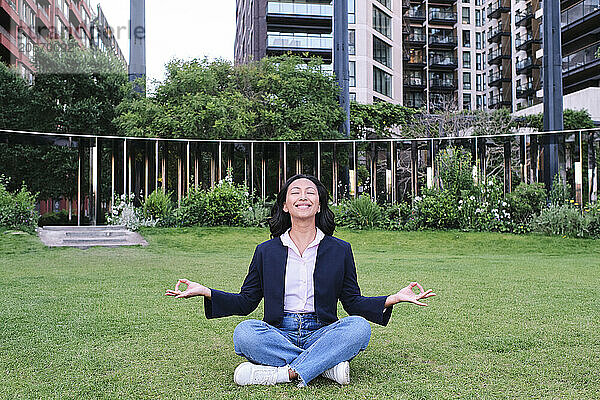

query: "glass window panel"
xmin=373 ymin=6 xmax=391 ymax=38
xmin=373 ymin=66 xmax=392 ymax=97
xmin=373 ymin=35 xmax=392 ymax=68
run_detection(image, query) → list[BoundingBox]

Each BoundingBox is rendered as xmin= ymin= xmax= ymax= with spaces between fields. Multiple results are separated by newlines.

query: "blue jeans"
xmin=233 ymin=313 xmax=371 ymax=386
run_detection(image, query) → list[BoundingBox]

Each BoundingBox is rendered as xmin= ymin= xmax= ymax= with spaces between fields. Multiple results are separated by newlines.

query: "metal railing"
xmin=429 ymin=10 xmax=457 ymax=21
xmin=429 ymin=34 xmax=458 ymax=46
xmin=266 ymin=2 xmax=333 ymax=17
xmin=561 ymin=0 xmax=600 ymax=27
xmin=267 ymin=33 xmax=333 ymax=50
xmin=515 ymin=5 xmax=533 ymax=25
xmin=0 ymin=25 xmax=16 ymax=45
xmin=562 ymin=42 xmax=600 ymax=72
xmin=429 ymin=54 xmax=458 ymax=66
xmin=2 ymin=128 xmax=599 ymax=221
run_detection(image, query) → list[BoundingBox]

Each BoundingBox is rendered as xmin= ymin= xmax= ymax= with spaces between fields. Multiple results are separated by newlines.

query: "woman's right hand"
xmin=165 ymin=278 xmax=211 ymax=299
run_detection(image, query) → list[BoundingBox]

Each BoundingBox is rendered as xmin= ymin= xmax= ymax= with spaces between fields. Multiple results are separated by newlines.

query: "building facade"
xmin=0 ymin=0 xmax=126 ymax=81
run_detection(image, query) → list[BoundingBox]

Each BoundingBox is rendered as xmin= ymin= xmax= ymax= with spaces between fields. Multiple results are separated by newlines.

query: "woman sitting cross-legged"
xmin=166 ymin=174 xmax=436 ymax=387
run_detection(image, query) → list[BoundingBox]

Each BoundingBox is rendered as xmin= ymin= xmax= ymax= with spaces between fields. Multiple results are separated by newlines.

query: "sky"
xmin=97 ymin=0 xmax=236 ymax=85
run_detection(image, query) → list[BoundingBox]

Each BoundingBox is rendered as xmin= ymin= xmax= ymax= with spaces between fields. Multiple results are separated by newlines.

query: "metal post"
xmin=352 ymin=141 xmax=357 ymax=198
xmin=520 ymin=135 xmax=526 ymax=184
xmin=77 ymin=142 xmax=83 ymax=226
xmin=111 ymin=140 xmax=115 ymax=212
xmin=589 ymin=132 xmax=597 ymax=203
xmin=542 ymin=0 xmax=564 ymax=191
xmin=575 ymin=131 xmax=583 ymax=205
xmin=333 ymin=0 xmax=350 ymax=136
xmin=411 ymin=141 xmax=418 ymax=197
xmin=317 ymin=142 xmax=321 ymax=181
xmin=283 ymin=142 xmax=287 ymax=183
xmin=89 ymin=137 xmax=98 ymax=226
xmin=390 ymin=141 xmax=395 ymax=203
xmin=218 ymin=141 xmax=222 ymax=181
xmin=123 ymin=138 xmax=127 ymax=197
xmin=426 ymin=140 xmax=433 ymax=189
xmin=504 ymin=140 xmax=512 ymax=194
xmin=186 ymin=141 xmax=190 ymax=194
xmin=155 ymin=140 xmax=159 ymax=192
xmin=333 ymin=143 xmax=338 ymax=203
xmin=251 ymin=142 xmax=255 ymax=197
xmin=144 ymin=142 xmax=149 ymax=199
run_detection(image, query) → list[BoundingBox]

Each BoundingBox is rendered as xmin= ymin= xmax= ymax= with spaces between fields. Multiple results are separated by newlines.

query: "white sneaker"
xmin=321 ymin=361 xmax=350 ymax=385
xmin=234 ymin=362 xmax=279 ymax=385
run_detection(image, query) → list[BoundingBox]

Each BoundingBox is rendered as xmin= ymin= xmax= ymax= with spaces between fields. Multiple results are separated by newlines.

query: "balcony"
xmin=561 ymin=0 xmax=600 ymax=43
xmin=404 ymin=97 xmax=426 ymax=108
xmin=405 ymin=33 xmax=426 ymax=46
xmin=516 ymin=81 xmax=536 ymax=98
xmin=429 ymin=54 xmax=458 ymax=69
xmin=428 ymin=10 xmax=457 ymax=24
xmin=429 ymin=78 xmax=458 ymax=90
xmin=403 ymin=76 xmax=426 ymax=89
xmin=487 ymin=24 xmax=510 ymax=43
xmin=489 ymin=93 xmax=511 ymax=109
xmin=404 ymin=53 xmax=427 ymax=68
xmin=515 ymin=5 xmax=533 ymax=27
xmin=406 ymin=7 xmax=426 ymax=22
xmin=487 ymin=0 xmax=510 ymax=19
xmin=515 ymin=33 xmax=540 ymax=51
xmin=429 ymin=34 xmax=458 ymax=48
xmin=516 ymin=57 xmax=540 ymax=74
xmin=266 ymin=2 xmax=332 ymax=33
xmin=488 ymin=47 xmax=510 ymax=65
xmin=562 ymin=42 xmax=600 ymax=73
xmin=267 ymin=33 xmax=332 ymax=61
xmin=488 ymin=70 xmax=510 ymax=87
xmin=0 ymin=24 xmax=16 ymax=46
xmin=267 ymin=2 xmax=333 ymax=17
xmin=403 ymin=0 xmax=410 ymax=11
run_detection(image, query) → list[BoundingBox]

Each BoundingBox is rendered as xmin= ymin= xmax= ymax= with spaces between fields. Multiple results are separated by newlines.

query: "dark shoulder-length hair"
xmin=269 ymin=174 xmax=336 ymax=238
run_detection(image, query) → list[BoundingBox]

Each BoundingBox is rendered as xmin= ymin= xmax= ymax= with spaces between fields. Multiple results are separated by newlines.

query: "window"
xmin=475 ymin=32 xmax=482 ymax=49
xmin=463 ymin=72 xmax=472 ymax=90
xmin=349 ymin=0 xmax=355 ymax=23
xmin=349 ymin=61 xmax=356 ymax=87
xmin=375 ymin=0 xmax=391 ymax=10
xmin=463 ymin=30 xmax=471 ymax=47
xmin=373 ymin=66 xmax=392 ymax=97
xmin=476 ymin=0 xmax=481 ymax=5
xmin=373 ymin=36 xmax=392 ymax=67
xmin=463 ymin=93 xmax=472 ymax=110
xmin=476 ymin=74 xmax=483 ymax=91
xmin=463 ymin=51 xmax=471 ymax=68
xmin=463 ymin=0 xmax=470 ymax=3
xmin=476 ymin=53 xmax=483 ymax=70
xmin=349 ymin=30 xmax=355 ymax=55
xmin=475 ymin=9 xmax=481 ymax=26
xmin=373 ymin=6 xmax=391 ymax=38
xmin=476 ymin=94 xmax=483 ymax=109
xmin=483 ymin=72 xmax=487 ymax=90
xmin=462 ymin=7 xmax=470 ymax=24
xmin=349 ymin=92 xmax=357 ymax=101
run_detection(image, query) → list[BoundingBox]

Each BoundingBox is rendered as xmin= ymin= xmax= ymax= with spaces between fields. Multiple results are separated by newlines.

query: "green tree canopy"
xmin=523 ymin=109 xmax=595 ymax=131
xmin=350 ymin=101 xmax=417 ymax=138
xmin=114 ymin=55 xmax=346 ymax=140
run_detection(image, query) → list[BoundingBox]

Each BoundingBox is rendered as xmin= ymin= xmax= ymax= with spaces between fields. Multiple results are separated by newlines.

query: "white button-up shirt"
xmin=280 ymin=227 xmax=325 ymax=313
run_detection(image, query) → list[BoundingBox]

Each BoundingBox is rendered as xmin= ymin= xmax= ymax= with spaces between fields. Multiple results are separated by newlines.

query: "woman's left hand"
xmin=385 ymin=282 xmax=436 ymax=307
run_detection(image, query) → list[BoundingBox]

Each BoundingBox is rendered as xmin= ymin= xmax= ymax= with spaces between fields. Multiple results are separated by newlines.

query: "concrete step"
xmin=37 ymin=226 xmax=148 ymax=249
xmin=42 ymin=225 xmax=126 ymax=231
xmin=65 ymin=231 xmax=127 ymax=238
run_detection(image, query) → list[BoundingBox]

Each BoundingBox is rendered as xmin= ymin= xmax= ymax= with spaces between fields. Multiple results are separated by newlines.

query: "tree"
xmin=0 ymin=63 xmax=34 ymax=130
xmin=114 ymin=55 xmax=346 ymax=140
xmin=350 ymin=101 xmax=417 ymax=139
xmin=522 ymin=109 xmax=595 ymax=131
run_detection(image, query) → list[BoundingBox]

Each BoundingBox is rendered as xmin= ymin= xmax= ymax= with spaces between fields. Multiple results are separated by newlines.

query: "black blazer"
xmin=204 ymin=235 xmax=393 ymax=326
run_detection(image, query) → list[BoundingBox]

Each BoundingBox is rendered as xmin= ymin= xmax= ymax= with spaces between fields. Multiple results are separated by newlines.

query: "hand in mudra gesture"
xmin=386 ymin=282 xmax=436 ymax=307
xmin=165 ymin=279 xmax=211 ymax=299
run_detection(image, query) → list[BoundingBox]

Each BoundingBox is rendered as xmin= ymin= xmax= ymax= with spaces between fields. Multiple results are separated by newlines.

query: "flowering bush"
xmin=506 ymin=182 xmax=547 ymax=225
xmin=531 ymin=205 xmax=587 ymax=238
xmin=177 ymin=173 xmax=250 ymax=227
xmin=107 ymin=193 xmax=158 ymax=231
xmin=0 ymin=176 xmax=39 ymax=233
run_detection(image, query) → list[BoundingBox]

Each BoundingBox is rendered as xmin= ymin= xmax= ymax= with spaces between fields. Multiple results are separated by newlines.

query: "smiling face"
xmin=282 ymin=178 xmax=321 ymax=223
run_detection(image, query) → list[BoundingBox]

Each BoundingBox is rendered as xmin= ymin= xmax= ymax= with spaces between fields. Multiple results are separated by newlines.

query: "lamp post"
xmin=333 ymin=0 xmax=350 ymax=137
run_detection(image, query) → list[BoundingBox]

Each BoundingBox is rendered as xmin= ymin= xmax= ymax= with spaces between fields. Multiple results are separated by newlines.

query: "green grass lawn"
xmin=0 ymin=228 xmax=599 ymax=399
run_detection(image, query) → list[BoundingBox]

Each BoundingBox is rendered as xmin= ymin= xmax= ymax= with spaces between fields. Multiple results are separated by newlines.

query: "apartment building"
xmin=237 ymin=0 xmax=600 ymax=116
xmin=0 ymin=0 xmax=126 ymax=81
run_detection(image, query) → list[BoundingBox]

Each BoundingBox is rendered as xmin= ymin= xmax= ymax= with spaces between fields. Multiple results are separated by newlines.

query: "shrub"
xmin=549 ymin=174 xmax=571 ymax=206
xmin=242 ymin=201 xmax=272 ymax=228
xmin=335 ymin=195 xmax=382 ymax=229
xmin=506 ymin=182 xmax=547 ymax=224
xmin=380 ymin=201 xmax=413 ymax=230
xmin=413 ymin=189 xmax=460 ymax=229
xmin=584 ymin=204 xmax=600 ymax=239
xmin=107 ymin=193 xmax=158 ymax=231
xmin=178 ymin=175 xmax=250 ymax=227
xmin=142 ymin=189 xmax=173 ymax=220
xmin=530 ymin=205 xmax=586 ymax=238
xmin=437 ymin=146 xmax=475 ymax=196
xmin=0 ymin=177 xmax=39 ymax=233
